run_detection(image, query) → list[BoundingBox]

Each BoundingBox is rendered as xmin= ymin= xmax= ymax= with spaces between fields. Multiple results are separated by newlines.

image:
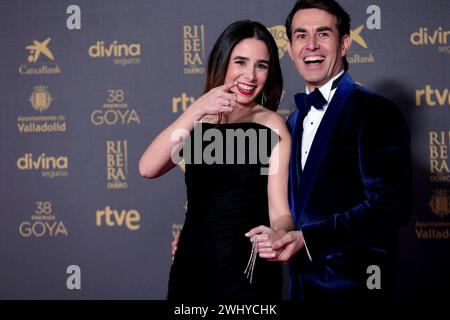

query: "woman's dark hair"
xmin=285 ymin=0 xmax=351 ymax=70
xmin=204 ymin=20 xmax=283 ymax=113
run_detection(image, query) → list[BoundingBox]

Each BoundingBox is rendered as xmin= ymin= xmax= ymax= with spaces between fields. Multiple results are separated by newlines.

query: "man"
xmin=261 ymin=0 xmax=412 ymax=300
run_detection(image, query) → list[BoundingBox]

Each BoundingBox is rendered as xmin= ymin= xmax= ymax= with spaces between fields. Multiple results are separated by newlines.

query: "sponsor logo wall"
xmin=0 ymin=0 xmax=448 ymax=299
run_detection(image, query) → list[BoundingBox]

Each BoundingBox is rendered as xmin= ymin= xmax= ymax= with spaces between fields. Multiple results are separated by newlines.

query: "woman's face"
xmin=224 ymin=38 xmax=270 ymax=107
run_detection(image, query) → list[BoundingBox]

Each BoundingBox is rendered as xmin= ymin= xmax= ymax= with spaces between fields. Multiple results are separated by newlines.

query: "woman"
xmin=139 ymin=20 xmax=293 ymax=301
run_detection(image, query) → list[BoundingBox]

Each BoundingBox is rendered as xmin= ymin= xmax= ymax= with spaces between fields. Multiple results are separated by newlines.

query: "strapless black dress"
xmin=168 ymin=122 xmax=282 ymax=301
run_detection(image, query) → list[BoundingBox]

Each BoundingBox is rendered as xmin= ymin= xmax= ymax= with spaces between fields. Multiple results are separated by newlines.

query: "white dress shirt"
xmin=301 ymin=71 xmax=344 ymax=169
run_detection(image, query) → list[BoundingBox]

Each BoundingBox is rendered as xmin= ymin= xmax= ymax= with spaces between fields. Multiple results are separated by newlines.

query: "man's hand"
xmin=269 ymin=230 xmax=305 ymax=263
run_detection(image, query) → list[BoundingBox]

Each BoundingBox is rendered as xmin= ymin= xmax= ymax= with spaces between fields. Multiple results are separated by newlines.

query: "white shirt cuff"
xmin=301 ymin=229 xmax=312 ymax=262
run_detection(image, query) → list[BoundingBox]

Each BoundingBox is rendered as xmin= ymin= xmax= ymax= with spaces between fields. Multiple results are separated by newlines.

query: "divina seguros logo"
xmin=410 ymin=27 xmax=450 ymax=54
xmin=88 ymin=40 xmax=141 ymax=65
xmin=17 ymin=153 xmax=69 ymax=178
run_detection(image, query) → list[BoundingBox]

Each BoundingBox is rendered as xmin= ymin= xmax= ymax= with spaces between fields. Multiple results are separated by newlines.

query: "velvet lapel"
xmin=288 ymin=101 xmax=303 ymax=225
xmin=294 ymin=73 xmax=355 ymax=227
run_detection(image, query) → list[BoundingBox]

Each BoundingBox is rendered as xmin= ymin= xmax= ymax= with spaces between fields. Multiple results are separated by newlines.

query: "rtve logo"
xmin=416 ymin=86 xmax=450 ymax=107
xmin=96 ymin=206 xmax=141 ymax=231
xmin=172 ymin=92 xmax=195 ymax=113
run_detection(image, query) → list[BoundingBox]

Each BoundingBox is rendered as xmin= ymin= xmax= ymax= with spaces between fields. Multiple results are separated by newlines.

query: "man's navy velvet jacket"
xmin=287 ymin=72 xmax=413 ymax=300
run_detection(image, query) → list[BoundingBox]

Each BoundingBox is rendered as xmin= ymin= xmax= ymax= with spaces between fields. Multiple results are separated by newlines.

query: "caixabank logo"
xmin=19 ymin=37 xmax=62 ymax=75
xmin=410 ymin=26 xmax=450 ymax=54
xmin=19 ymin=201 xmax=69 ymax=237
xmin=88 ymin=40 xmax=141 ymax=65
xmin=17 ymin=86 xmax=67 ymax=134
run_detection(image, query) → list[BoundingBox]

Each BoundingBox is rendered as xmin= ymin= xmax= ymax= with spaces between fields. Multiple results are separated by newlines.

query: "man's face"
xmin=288 ymin=8 xmax=351 ymax=91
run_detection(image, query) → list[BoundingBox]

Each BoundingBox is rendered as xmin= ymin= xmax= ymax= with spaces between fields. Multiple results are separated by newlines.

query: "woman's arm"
xmin=139 ymin=82 xmax=237 ymax=178
xmin=266 ymin=113 xmax=294 ymax=234
xmin=245 ymin=113 xmax=294 ymax=257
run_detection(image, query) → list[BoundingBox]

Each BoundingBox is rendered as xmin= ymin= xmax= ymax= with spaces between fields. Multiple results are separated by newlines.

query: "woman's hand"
xmin=245 ymin=225 xmax=285 ymax=259
xmin=191 ymin=81 xmax=237 ymax=118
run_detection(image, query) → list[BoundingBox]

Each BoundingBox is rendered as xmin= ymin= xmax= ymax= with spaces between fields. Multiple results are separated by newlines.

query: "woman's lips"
xmin=236 ymin=82 xmax=256 ymax=96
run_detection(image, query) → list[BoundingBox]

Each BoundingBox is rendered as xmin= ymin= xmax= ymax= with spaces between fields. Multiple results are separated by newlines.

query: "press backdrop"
xmin=0 ymin=0 xmax=449 ymax=299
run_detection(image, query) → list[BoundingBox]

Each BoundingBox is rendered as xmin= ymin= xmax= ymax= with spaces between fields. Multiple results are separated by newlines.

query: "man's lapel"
xmin=295 ymin=73 xmax=355 ymax=226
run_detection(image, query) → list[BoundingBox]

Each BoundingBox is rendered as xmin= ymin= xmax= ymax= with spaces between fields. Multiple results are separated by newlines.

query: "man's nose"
xmin=306 ymin=36 xmax=319 ymax=50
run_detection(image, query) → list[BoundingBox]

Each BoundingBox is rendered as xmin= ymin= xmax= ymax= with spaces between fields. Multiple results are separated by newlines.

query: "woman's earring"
xmin=261 ymin=92 xmax=267 ymax=107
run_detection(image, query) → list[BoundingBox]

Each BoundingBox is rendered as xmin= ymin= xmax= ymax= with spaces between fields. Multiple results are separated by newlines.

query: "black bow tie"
xmin=294 ymin=74 xmax=344 ymax=117
xmin=294 ymin=88 xmax=327 ymax=118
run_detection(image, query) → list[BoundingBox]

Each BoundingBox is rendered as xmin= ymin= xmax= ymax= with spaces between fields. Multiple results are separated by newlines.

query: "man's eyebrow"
xmin=293 ymin=26 xmax=333 ymax=33
xmin=293 ymin=27 xmax=307 ymax=33
xmin=317 ymin=26 xmax=333 ymax=32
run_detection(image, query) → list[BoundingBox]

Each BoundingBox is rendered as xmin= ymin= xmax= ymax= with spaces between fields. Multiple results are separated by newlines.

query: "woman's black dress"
xmin=168 ymin=122 xmax=282 ymax=301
